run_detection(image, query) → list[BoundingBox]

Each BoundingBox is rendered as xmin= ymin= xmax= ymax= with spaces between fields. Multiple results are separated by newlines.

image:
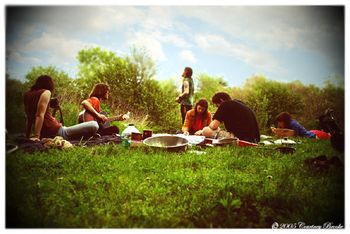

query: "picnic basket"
xmin=273 ymin=128 xmax=295 ymax=138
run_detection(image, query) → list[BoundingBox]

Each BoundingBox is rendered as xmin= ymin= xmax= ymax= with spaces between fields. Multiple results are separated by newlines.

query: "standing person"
xmin=24 ymin=75 xmax=99 ymax=141
xmin=182 ymin=99 xmax=212 ymax=135
xmin=176 ymin=67 xmax=194 ymax=123
xmin=80 ymin=83 xmax=128 ymax=135
xmin=202 ymin=92 xmax=260 ymax=143
xmin=272 ymin=112 xmax=330 ymax=139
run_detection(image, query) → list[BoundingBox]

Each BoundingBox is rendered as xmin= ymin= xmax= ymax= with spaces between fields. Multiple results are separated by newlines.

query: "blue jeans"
xmin=57 ymin=121 xmax=99 ymax=140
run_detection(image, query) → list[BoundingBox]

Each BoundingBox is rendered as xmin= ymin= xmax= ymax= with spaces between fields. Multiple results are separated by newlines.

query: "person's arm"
xmin=81 ymin=100 xmax=107 ymax=122
xmin=195 ymin=112 xmax=212 ymax=135
xmin=208 ymin=119 xmax=221 ymax=131
xmin=177 ymin=80 xmax=189 ymax=101
xmin=31 ymin=90 xmax=51 ymax=141
xmin=291 ymin=120 xmax=316 ymax=138
xmin=181 ymin=80 xmax=190 ymax=97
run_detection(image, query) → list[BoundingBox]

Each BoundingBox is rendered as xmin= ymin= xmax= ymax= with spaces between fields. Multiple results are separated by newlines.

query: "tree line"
xmin=6 ymin=47 xmax=344 ymax=135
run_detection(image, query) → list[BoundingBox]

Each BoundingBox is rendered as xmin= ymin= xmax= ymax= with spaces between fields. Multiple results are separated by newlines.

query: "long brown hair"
xmin=194 ymin=98 xmax=209 ymax=120
xmin=89 ymin=83 xmax=110 ymax=100
xmin=183 ymin=67 xmax=193 ymax=78
xmin=30 ymin=75 xmax=54 ymax=92
xmin=212 ymin=92 xmax=231 ymax=105
xmin=275 ymin=112 xmax=292 ymax=128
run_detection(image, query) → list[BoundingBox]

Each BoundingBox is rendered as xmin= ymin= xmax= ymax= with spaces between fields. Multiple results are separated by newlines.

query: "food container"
xmin=272 ymin=128 xmax=295 ymax=138
xmin=142 ymin=130 xmax=153 ymax=140
xmin=143 ymin=135 xmax=189 ymax=152
xmin=131 ymin=132 xmax=143 ymax=141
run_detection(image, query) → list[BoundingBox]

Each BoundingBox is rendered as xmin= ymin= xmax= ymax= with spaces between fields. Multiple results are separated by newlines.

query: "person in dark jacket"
xmin=202 ymin=92 xmax=260 ymax=142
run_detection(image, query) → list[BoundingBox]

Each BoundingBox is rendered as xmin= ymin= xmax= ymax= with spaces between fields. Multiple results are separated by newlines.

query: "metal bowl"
xmin=143 ymin=135 xmax=189 ymax=152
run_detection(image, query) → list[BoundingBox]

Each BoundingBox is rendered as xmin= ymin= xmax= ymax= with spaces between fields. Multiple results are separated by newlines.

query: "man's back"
xmin=213 ymin=100 xmax=260 ymax=142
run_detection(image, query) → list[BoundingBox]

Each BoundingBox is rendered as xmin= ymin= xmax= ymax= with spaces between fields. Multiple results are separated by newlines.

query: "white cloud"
xmin=125 ymin=25 xmax=191 ymax=62
xmin=127 ymin=31 xmax=167 ymax=62
xmin=195 ymin=34 xmax=279 ymax=72
xmin=56 ymin=7 xmax=145 ymax=33
xmin=6 ymin=51 xmax=41 ymax=64
xmin=16 ymin=32 xmax=97 ymax=65
xmin=161 ymin=34 xmax=190 ymax=48
xmin=180 ymin=50 xmax=197 ymax=63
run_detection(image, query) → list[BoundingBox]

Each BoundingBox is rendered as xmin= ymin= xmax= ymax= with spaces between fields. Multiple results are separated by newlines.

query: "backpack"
xmin=319 ymin=108 xmax=344 ymax=152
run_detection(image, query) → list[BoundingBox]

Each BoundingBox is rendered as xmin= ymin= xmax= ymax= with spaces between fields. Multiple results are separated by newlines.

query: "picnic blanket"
xmin=12 ymin=135 xmax=121 ymax=153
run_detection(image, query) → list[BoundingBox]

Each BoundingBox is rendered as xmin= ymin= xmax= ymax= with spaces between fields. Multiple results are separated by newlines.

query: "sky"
xmin=5 ymin=4 xmax=345 ymax=88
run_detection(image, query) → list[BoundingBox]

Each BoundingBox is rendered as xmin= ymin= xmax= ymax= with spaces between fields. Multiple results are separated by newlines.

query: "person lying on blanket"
xmin=79 ymin=83 xmax=129 ymax=135
xmin=272 ymin=112 xmax=330 ymax=139
xmin=24 ymin=75 xmax=99 ymax=141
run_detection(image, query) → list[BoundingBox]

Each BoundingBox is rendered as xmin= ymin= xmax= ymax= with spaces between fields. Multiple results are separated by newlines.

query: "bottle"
xmin=121 ymin=123 xmax=140 ymax=140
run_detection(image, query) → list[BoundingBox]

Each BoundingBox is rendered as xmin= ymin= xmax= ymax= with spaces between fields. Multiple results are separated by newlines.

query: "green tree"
xmin=76 ymin=47 xmax=138 ymax=110
xmin=125 ymin=46 xmax=157 ymax=83
xmin=76 ymin=46 xmax=180 ymax=131
xmin=24 ymin=66 xmax=81 ymax=126
xmin=320 ymin=81 xmax=344 ymax=130
xmin=194 ymin=73 xmax=229 ymax=106
xmin=242 ymin=75 xmax=304 ymax=131
xmin=6 ymin=75 xmax=26 ymax=133
xmin=24 ymin=65 xmax=77 ymax=101
xmin=287 ymin=82 xmax=322 ymax=129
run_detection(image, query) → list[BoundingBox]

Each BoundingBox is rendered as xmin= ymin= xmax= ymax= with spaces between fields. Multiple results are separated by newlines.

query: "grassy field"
xmin=6 ymin=137 xmax=344 ymax=228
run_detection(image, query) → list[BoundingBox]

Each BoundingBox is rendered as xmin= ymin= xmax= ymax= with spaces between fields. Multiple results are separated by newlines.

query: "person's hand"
xmin=271 ymin=127 xmax=276 ymax=133
xmin=183 ymin=131 xmax=189 ymax=136
xmin=194 ymin=130 xmax=203 ymax=135
xmin=98 ymin=114 xmax=108 ymax=123
xmin=176 ymin=96 xmax=182 ymax=103
xmin=115 ymin=114 xmax=123 ymax=121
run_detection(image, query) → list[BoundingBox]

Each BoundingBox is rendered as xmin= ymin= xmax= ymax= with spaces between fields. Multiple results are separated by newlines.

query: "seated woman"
xmin=272 ymin=112 xmax=330 ymax=139
xmin=182 ymin=99 xmax=212 ymax=135
xmin=80 ymin=83 xmax=128 ymax=135
xmin=24 ymin=75 xmax=99 ymax=141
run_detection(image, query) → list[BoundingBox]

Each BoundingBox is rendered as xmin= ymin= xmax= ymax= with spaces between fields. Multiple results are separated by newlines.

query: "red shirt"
xmin=192 ymin=114 xmax=205 ymax=133
xmin=86 ymin=97 xmax=101 ymax=112
xmin=182 ymin=109 xmax=212 ymax=134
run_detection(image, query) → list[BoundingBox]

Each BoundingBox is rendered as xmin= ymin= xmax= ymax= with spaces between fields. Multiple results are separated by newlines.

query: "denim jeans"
xmin=57 ymin=121 xmax=99 ymax=140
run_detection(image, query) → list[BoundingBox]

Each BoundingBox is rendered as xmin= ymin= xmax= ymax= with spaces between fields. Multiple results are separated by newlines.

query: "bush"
xmin=6 ymin=76 xmax=26 ymax=133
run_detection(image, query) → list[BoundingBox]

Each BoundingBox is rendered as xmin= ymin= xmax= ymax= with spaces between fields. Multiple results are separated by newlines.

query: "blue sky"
xmin=5 ymin=5 xmax=345 ymax=88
